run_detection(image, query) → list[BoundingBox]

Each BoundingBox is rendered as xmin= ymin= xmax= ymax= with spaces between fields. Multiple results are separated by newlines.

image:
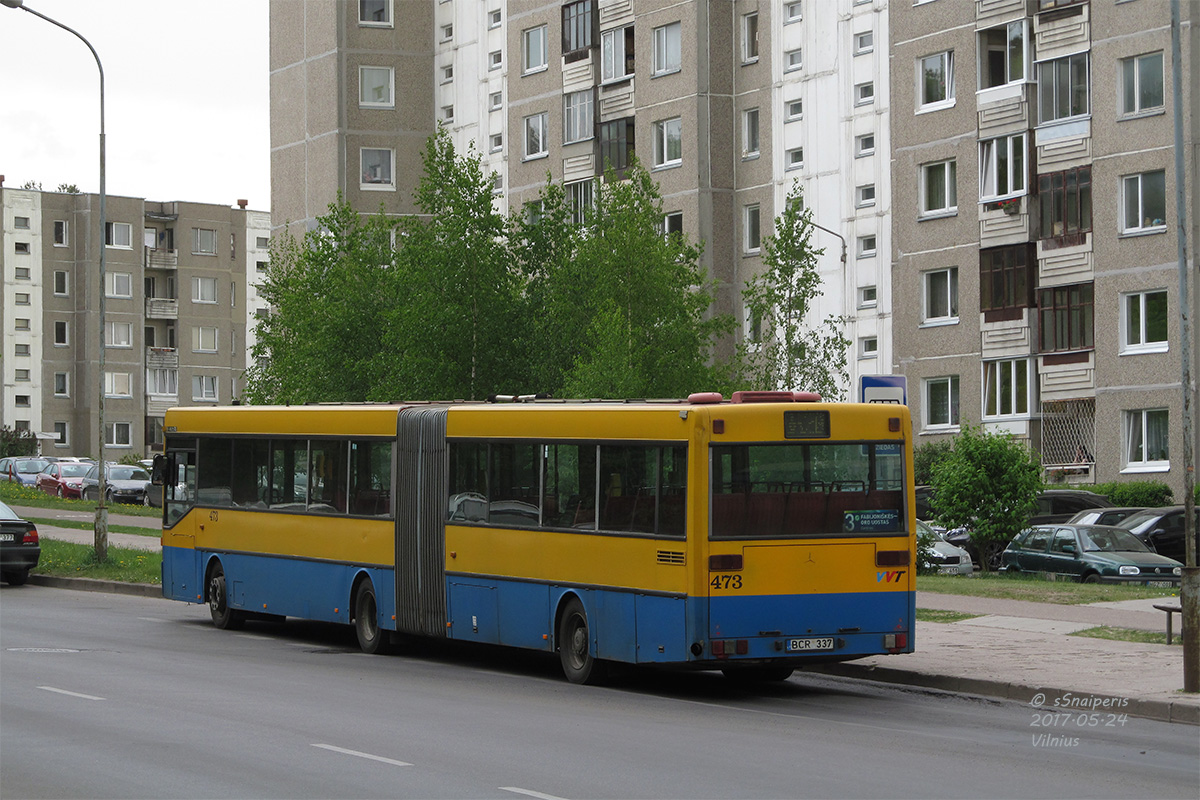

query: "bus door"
xmin=161 ymin=446 xmax=198 ymax=601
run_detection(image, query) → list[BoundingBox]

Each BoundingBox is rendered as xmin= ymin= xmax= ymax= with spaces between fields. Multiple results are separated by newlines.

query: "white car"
xmin=918 ymin=519 xmax=974 ymax=575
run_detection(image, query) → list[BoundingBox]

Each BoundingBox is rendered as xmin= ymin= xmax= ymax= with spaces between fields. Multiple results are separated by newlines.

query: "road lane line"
xmin=311 ymin=744 xmax=411 ymax=767
xmin=38 ymin=686 xmax=105 ymax=701
xmin=500 ymin=788 xmax=569 ymax=800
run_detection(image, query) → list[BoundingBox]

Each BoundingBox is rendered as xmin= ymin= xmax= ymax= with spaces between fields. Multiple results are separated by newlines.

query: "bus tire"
xmin=208 ymin=564 xmax=246 ymax=630
xmin=557 ymin=597 xmax=607 ymax=685
xmin=354 ymin=579 xmax=389 ymax=655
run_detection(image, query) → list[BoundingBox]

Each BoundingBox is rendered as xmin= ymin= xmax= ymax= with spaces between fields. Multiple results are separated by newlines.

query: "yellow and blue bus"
xmin=157 ymin=391 xmax=915 ymax=683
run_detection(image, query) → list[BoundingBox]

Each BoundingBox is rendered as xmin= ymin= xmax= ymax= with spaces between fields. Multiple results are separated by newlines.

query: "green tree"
xmin=914 ymin=439 xmax=954 ymax=486
xmin=20 ymin=180 xmax=41 ymax=190
xmin=931 ymin=424 xmax=1042 ymax=571
xmin=0 ymin=426 xmax=38 ymax=459
xmin=738 ymin=185 xmax=850 ymax=400
xmin=56 ymin=183 xmax=81 ymax=194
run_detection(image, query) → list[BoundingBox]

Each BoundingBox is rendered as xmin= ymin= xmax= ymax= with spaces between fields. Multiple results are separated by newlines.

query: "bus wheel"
xmin=557 ymin=598 xmax=607 ymax=685
xmin=722 ymin=666 xmax=794 ymax=683
xmin=208 ymin=564 xmax=245 ymax=630
xmin=354 ymin=579 xmax=389 ymax=654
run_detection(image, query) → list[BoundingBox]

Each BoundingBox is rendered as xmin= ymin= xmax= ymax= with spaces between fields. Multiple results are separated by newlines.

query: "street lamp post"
xmin=3 ymin=0 xmax=109 ymax=560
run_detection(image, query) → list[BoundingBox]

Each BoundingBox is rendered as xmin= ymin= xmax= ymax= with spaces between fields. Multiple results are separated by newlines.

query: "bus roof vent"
xmin=687 ymin=392 xmax=724 ymax=404
xmin=792 ymin=391 xmax=822 ymax=403
xmin=728 ymin=390 xmax=822 ymax=404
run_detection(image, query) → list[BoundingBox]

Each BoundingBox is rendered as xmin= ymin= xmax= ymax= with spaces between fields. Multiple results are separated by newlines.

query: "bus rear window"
xmin=710 ymin=442 xmax=904 ymax=538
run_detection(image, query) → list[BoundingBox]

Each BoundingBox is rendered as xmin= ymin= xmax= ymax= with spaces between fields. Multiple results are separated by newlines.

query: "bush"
xmin=0 ymin=426 xmax=38 ymax=459
xmin=1093 ymin=481 xmax=1173 ymax=508
xmin=916 ymin=524 xmax=940 ymax=576
xmin=914 ymin=439 xmax=954 ymax=487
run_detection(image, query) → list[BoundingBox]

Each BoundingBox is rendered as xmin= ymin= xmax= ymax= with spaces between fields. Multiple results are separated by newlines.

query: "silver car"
xmin=919 ymin=519 xmax=974 ymax=575
xmin=81 ymin=464 xmax=152 ymax=505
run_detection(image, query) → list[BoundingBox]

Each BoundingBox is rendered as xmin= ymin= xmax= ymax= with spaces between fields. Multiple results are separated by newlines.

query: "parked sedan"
xmin=0 ymin=500 xmax=40 ymax=586
xmin=1115 ymin=506 xmax=1200 ymax=564
xmin=1066 ymin=507 xmax=1146 ymax=527
xmin=918 ymin=519 xmax=974 ymax=575
xmin=1001 ymin=524 xmax=1181 ymax=586
xmin=35 ymin=461 xmax=92 ymax=499
xmin=81 ymin=464 xmax=152 ymax=505
xmin=2 ymin=457 xmax=49 ymax=487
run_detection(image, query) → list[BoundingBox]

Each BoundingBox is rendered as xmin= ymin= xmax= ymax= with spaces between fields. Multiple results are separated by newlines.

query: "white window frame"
xmin=979 ymin=133 xmax=1026 ymax=202
xmin=856 ymin=184 xmax=876 ymax=208
xmin=488 ymin=9 xmax=502 ymax=28
xmin=920 ymin=159 xmax=957 ymax=217
xmin=741 ymin=12 xmax=759 ymax=64
xmin=563 ymin=90 xmax=594 ymax=144
xmin=744 ymin=204 xmax=761 ymax=254
xmin=785 ymin=147 xmax=804 ymax=171
xmin=106 ymin=321 xmax=133 ymax=349
xmin=54 ymin=320 xmax=69 ymax=346
xmin=567 ymin=179 xmax=594 ymax=226
xmin=925 ymin=376 xmax=961 ymax=430
xmin=192 ymin=375 xmax=219 ymax=402
xmin=146 ymin=368 xmax=179 ymax=396
xmin=1037 ymin=52 xmax=1089 ymax=124
xmin=854 ymin=31 xmax=874 ymax=55
xmin=440 ymin=24 xmax=453 ymax=42
xmin=15 ymin=292 xmax=31 ymax=306
xmin=442 ymin=105 xmax=454 ymax=122
xmin=523 ymin=25 xmax=548 ymax=74
xmin=106 ymin=271 xmax=133 ymax=299
xmin=54 ymin=220 xmax=68 ymax=246
xmin=441 ymin=65 xmax=453 ymax=84
xmin=1123 ymin=408 xmax=1169 ymax=472
xmin=105 ymin=421 xmax=133 ymax=448
xmin=105 ymin=221 xmax=132 ymax=249
xmin=193 ymin=228 xmax=217 ymax=255
xmin=192 ymin=276 xmax=218 ymax=304
xmin=14 ymin=318 xmax=30 ymax=331
xmin=15 ymin=266 xmax=31 ymax=280
xmin=859 ymin=337 xmax=878 ymax=359
xmin=785 ymin=2 xmax=803 ymax=24
xmin=1121 ymin=52 xmax=1164 ymax=116
xmin=786 ymin=99 xmax=803 ymax=122
xmin=653 ymin=117 xmax=682 ymax=169
xmin=653 ymin=21 xmax=681 ymax=76
xmin=489 ymin=50 xmax=503 ymax=70
xmin=14 ymin=215 xmax=29 ymax=229
xmin=105 ymin=371 xmax=133 ymax=398
xmin=54 ymin=372 xmax=69 ymax=397
xmin=601 ymin=26 xmax=633 ymax=83
xmin=743 ymin=108 xmax=760 ymax=157
xmin=855 ymin=133 xmax=875 ymax=157
xmin=1121 ymin=289 xmax=1169 ymax=354
xmin=358 ymin=0 xmax=392 ymax=27
xmin=53 ymin=422 xmax=69 ymax=446
xmin=490 ymin=134 xmax=503 ymax=153
xmin=360 ymin=147 xmax=395 ymax=188
xmin=855 ymin=82 xmax=875 ymax=105
xmin=922 ymin=267 xmax=959 ymax=326
xmin=918 ymin=50 xmax=955 ymax=111
xmin=14 ymin=343 xmax=31 ymax=357
xmin=1121 ymin=170 xmax=1167 ymax=234
xmin=524 ymin=112 xmax=549 ymax=160
xmin=53 ymin=270 xmax=69 ymax=296
xmin=858 ymin=285 xmax=878 ymax=309
xmin=359 ymin=66 xmax=394 ymax=107
xmin=193 ymin=326 xmax=219 ymax=353
xmin=785 ymin=49 xmax=803 ymax=72
xmin=978 ymin=20 xmax=1027 ymax=90
xmin=857 ymin=234 xmax=877 ymax=258
xmin=982 ymin=358 xmax=1031 ymax=420
xmin=490 ymin=91 xmax=503 ymax=111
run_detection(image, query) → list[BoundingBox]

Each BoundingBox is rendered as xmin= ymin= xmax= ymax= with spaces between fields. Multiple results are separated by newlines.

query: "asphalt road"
xmin=2 ymin=586 xmax=1197 ymax=800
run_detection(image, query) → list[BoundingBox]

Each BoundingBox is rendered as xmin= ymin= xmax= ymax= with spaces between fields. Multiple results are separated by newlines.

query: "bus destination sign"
xmin=783 ymin=410 xmax=831 ymax=439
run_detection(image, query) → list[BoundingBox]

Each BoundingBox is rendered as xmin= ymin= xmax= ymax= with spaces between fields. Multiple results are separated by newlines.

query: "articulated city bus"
xmin=157 ymin=391 xmax=915 ymax=683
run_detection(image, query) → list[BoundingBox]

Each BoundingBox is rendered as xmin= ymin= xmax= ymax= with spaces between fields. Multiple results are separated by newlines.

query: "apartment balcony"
xmin=145 ymin=298 xmax=178 ymax=320
xmin=146 ymin=346 xmax=178 ymax=369
xmin=979 ymin=195 xmax=1032 ymax=247
xmin=145 ymin=247 xmax=178 ymax=270
xmin=145 ymin=394 xmax=177 ymax=416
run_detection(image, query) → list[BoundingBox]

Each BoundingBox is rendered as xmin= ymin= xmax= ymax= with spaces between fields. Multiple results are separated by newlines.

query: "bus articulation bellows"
xmin=156 ymin=391 xmax=916 ymax=684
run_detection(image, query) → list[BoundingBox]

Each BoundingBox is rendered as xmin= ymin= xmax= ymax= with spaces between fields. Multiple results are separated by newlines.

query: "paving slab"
xmin=957 ymin=615 xmax=1096 ymax=635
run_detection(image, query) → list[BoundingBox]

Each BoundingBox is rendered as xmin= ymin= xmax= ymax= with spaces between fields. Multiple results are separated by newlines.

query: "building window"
xmin=918 ymin=51 xmax=954 ymax=110
xmin=105 ymin=372 xmax=133 ymax=398
xmin=147 ymin=368 xmax=178 ymax=396
xmin=601 ymin=25 xmax=634 ymax=83
xmin=857 ymin=235 xmax=877 ymax=258
xmin=106 ymin=271 xmax=133 ymax=298
xmin=54 ymin=270 xmax=69 ymax=295
xmin=1121 ymin=52 xmax=1164 ymax=115
xmin=106 ymin=321 xmax=133 ymax=348
xmin=523 ymin=25 xmax=548 ymax=73
xmin=14 ymin=242 xmax=30 ymax=254
xmin=921 ymin=159 xmax=957 ymax=217
xmin=15 ymin=318 xmax=30 ymax=331
xmin=664 ymin=212 xmax=683 ymax=236
xmin=192 ymin=375 xmax=219 ymax=402
xmin=1039 ymin=166 xmax=1092 ymax=245
xmin=490 ymin=133 xmax=503 ymax=153
xmin=597 ymin=117 xmax=635 ymax=174
xmin=54 ymin=372 xmax=68 ymax=396
xmin=15 ymin=292 xmax=30 ymax=305
xmin=1122 ymin=290 xmax=1168 ymax=354
xmin=441 ymin=65 xmax=454 ymax=84
xmin=855 ymin=82 xmax=875 ymax=106
xmin=786 ymin=99 xmax=803 ymax=121
xmin=785 ymin=2 xmax=803 ymax=23
xmin=1122 ymin=170 xmax=1166 ymax=233
xmin=786 ymin=147 xmax=804 ymax=170
xmin=54 ymin=320 xmax=69 ymax=346
xmin=983 ymin=358 xmax=1031 ymax=419
xmin=744 ymin=205 xmax=761 ymax=254
xmin=489 ymin=51 xmax=503 ymax=70
xmin=14 ymin=369 xmax=29 ymax=382
xmin=14 ymin=215 xmax=29 ymax=229
xmin=653 ymin=21 xmax=681 ymax=76
xmin=54 ymin=220 xmax=68 ymax=246
xmin=563 ymin=90 xmax=594 ymax=144
xmin=979 ymin=133 xmax=1026 ymax=202
xmin=785 ymin=49 xmax=803 ymax=72
xmin=524 ymin=112 xmax=549 ymax=159
xmin=15 ymin=395 xmax=31 ymax=408
xmin=980 ymin=244 xmax=1033 ymax=321
xmin=361 ymin=148 xmax=394 ymax=187
xmin=192 ymin=276 xmax=218 ymax=304
xmin=359 ymin=0 xmax=391 ymax=26
xmin=742 ymin=12 xmax=758 ymax=63
xmin=193 ymin=228 xmax=217 ymax=255
xmin=925 ymin=376 xmax=960 ymax=429
xmin=489 ymin=9 xmax=501 ymax=28
xmin=859 ymin=285 xmax=877 ymax=308
xmin=859 ymin=337 xmax=878 ymax=358
xmin=856 ymin=184 xmax=876 ymax=207
xmin=742 ymin=109 xmax=760 ymax=157
xmin=359 ymin=66 xmax=394 ymax=107
xmin=653 ymin=118 xmax=682 ymax=168
xmin=854 ymin=31 xmax=873 ymax=55
xmin=105 ymin=221 xmax=132 ymax=248
xmin=14 ymin=344 xmax=31 ymax=357
xmin=492 ymin=175 xmax=503 ymax=194
xmin=193 ymin=326 xmax=218 ymax=353
xmin=256 ymin=236 xmax=270 ymax=250
xmin=440 ymin=24 xmax=453 ymax=41
xmin=562 ymin=0 xmax=595 ymax=60
xmin=978 ymin=20 xmax=1026 ymax=89
xmin=567 ymin=179 xmax=594 ymax=226
xmin=53 ymin=422 xmax=69 ymax=446
xmin=490 ymin=91 xmax=503 ymax=111
xmin=1124 ymin=409 xmax=1169 ymax=470
xmin=855 ymin=133 xmax=875 ymax=157
xmin=1038 ymin=53 xmax=1089 ymax=124
xmin=923 ymin=267 xmax=959 ymax=325
xmin=1038 ymin=283 xmax=1094 ymax=352
xmin=442 ymin=105 xmax=454 ymax=122
xmin=106 ymin=422 xmax=132 ymax=447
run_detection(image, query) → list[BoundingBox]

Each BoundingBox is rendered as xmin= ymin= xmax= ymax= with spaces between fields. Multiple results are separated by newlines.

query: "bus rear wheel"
xmin=557 ymin=598 xmax=607 ymax=685
xmin=354 ymin=579 xmax=389 ymax=654
xmin=208 ymin=564 xmax=246 ymax=630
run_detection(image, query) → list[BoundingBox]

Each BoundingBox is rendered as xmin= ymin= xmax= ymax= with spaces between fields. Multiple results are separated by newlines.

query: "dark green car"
xmin=1001 ymin=524 xmax=1182 ymax=586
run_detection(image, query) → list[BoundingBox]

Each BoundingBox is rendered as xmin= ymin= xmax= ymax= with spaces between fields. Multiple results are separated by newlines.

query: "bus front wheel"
xmin=208 ymin=564 xmax=246 ymax=630
xmin=354 ymin=579 xmax=389 ymax=654
xmin=557 ymin=598 xmax=607 ymax=685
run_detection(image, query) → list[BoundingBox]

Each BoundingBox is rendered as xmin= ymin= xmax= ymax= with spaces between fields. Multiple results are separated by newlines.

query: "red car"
xmin=35 ymin=461 xmax=92 ymax=499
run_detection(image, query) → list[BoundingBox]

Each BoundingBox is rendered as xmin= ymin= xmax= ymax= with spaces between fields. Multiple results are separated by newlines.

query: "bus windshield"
xmin=711 ymin=441 xmax=905 ymax=538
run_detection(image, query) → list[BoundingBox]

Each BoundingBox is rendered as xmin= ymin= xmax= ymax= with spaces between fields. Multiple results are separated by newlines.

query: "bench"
xmin=1152 ymin=603 xmax=1183 ymax=645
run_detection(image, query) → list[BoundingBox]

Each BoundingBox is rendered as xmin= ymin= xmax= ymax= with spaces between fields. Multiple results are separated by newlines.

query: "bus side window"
xmin=350 ymin=440 xmax=392 ymax=517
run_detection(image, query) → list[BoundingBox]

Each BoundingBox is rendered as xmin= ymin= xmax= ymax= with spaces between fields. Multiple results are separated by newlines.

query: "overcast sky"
xmin=1 ymin=0 xmax=270 ymax=210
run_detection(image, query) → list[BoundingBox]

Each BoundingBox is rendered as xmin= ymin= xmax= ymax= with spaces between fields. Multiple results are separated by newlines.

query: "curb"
xmin=27 ymin=574 xmax=163 ymax=599
xmin=808 ymin=662 xmax=1200 ymax=726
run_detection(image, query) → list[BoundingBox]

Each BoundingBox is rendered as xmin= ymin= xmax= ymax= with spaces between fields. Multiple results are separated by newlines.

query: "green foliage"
xmin=56 ymin=183 xmax=81 ymax=194
xmin=0 ymin=426 xmax=38 ymax=459
xmin=21 ymin=180 xmax=42 ymax=190
xmin=916 ymin=525 xmax=940 ymax=576
xmin=737 ymin=185 xmax=850 ymax=400
xmin=117 ymin=453 xmax=145 ymax=466
xmin=931 ymin=424 xmax=1042 ymax=571
xmin=35 ymin=540 xmax=161 ymax=585
xmin=1091 ymin=480 xmax=1173 ymax=508
xmin=913 ymin=439 xmax=954 ymax=487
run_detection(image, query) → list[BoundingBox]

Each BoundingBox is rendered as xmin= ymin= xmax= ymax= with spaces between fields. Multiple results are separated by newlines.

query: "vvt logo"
xmin=876 ymin=570 xmax=906 ymax=583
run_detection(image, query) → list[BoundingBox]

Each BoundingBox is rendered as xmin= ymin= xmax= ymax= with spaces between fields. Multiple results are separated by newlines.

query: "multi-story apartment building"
xmin=269 ymin=0 xmax=894 ymax=397
xmin=1 ymin=184 xmax=270 ymax=458
xmin=891 ymin=0 xmax=1197 ymax=498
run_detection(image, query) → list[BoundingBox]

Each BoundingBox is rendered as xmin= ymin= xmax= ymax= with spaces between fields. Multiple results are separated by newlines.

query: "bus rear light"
xmin=735 ymin=639 xmax=748 ymax=655
xmin=889 ymin=417 xmax=901 ymax=432
xmin=884 ymin=633 xmax=908 ymax=650
xmin=876 ymin=550 xmax=909 ymax=566
xmin=709 ymin=554 xmax=743 ymax=571
xmin=712 ymin=639 xmax=724 ymax=655
xmin=712 ymin=419 xmax=725 ymax=434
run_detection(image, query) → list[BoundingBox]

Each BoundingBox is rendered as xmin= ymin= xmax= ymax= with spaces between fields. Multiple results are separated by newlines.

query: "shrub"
xmin=916 ymin=524 xmax=940 ymax=576
xmin=1093 ymin=481 xmax=1173 ymax=508
xmin=913 ymin=439 xmax=954 ymax=487
xmin=0 ymin=426 xmax=38 ymax=459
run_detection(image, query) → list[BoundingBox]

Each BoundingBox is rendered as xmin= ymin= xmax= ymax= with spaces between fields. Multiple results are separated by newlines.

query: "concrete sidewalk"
xmin=13 ymin=504 xmax=160 ymax=551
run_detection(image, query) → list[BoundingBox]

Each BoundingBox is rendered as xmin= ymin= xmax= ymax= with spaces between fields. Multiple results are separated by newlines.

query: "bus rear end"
xmin=699 ymin=398 xmax=914 ymax=671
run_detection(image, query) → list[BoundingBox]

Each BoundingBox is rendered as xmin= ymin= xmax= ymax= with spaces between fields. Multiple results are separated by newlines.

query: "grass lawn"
xmin=1071 ymin=626 xmax=1181 ymax=646
xmin=1 ymin=480 xmax=161 ymax=518
xmin=915 ymin=609 xmax=981 ymax=624
xmin=24 ymin=515 xmax=158 ymax=538
xmin=918 ymin=572 xmax=1180 ymax=605
xmin=34 ymin=539 xmax=161 ymax=585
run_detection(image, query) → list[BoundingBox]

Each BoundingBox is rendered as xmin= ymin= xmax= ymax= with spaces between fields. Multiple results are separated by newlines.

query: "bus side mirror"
xmin=151 ymin=454 xmax=168 ymax=486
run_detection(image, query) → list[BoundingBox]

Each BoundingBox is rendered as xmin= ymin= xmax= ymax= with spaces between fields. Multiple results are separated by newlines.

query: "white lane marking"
xmin=311 ymin=744 xmax=412 ymax=767
xmin=39 ymin=686 xmax=105 ymax=701
xmin=500 ymin=788 xmax=569 ymax=800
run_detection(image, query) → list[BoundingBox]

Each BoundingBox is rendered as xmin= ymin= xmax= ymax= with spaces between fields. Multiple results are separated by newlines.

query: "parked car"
xmin=1066 ymin=506 xmax=1146 ymax=527
xmin=1115 ymin=506 xmax=1200 ymax=564
xmin=81 ymin=464 xmax=152 ymax=505
xmin=2 ymin=457 xmax=50 ymax=487
xmin=1028 ymin=489 xmax=1112 ymax=525
xmin=34 ymin=461 xmax=92 ymax=499
xmin=1001 ymin=524 xmax=1181 ymax=586
xmin=0 ymin=500 xmax=40 ymax=586
xmin=918 ymin=519 xmax=974 ymax=575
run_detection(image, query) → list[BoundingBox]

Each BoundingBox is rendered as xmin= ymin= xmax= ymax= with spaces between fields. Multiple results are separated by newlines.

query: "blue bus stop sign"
xmin=860 ymin=375 xmax=907 ymax=405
